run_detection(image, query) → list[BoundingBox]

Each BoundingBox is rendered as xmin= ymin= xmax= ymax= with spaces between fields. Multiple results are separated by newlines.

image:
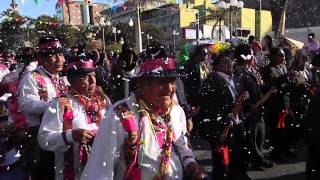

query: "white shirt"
xmin=81 ymin=94 xmax=196 ymax=180
xmin=38 ymin=95 xmax=106 ymax=180
xmin=0 ymin=64 xmax=10 ymax=82
xmin=303 ymin=40 xmax=320 ymax=55
xmin=19 ymin=67 xmax=64 ymax=127
xmin=217 ymin=71 xmax=237 ymax=100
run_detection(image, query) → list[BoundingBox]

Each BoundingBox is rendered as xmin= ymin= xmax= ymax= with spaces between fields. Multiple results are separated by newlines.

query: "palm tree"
xmin=205 ymin=7 xmax=227 ymax=41
xmin=276 ymin=0 xmax=289 ymax=38
xmin=65 ymin=0 xmax=72 ymax=24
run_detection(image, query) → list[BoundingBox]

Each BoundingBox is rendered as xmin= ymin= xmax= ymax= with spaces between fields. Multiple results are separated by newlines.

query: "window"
xmin=172 ymin=15 xmax=174 ymax=20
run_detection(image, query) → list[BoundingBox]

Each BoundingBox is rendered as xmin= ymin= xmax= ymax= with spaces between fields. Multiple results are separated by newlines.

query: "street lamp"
xmin=195 ymin=13 xmax=200 ymax=45
xmin=119 ymin=37 xmax=124 ymax=45
xmin=112 ymin=27 xmax=121 ymax=43
xmin=259 ymin=0 xmax=262 ymax=42
xmin=172 ymin=29 xmax=179 ymax=54
xmin=128 ymin=18 xmax=134 ymax=27
xmin=146 ymin=34 xmax=153 ymax=46
xmin=19 ymin=21 xmax=35 ymax=43
xmin=96 ymin=16 xmax=110 ymax=51
xmin=221 ymin=0 xmax=244 ymax=38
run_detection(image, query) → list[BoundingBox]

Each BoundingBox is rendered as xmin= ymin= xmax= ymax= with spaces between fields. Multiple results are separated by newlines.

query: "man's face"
xmin=70 ymin=72 xmax=96 ymax=96
xmin=217 ymin=57 xmax=234 ymax=75
xmin=200 ymin=48 xmax=209 ymax=62
xmin=140 ymin=78 xmax=176 ymax=111
xmin=308 ymin=35 xmax=314 ymax=42
xmin=274 ymin=49 xmax=285 ymax=65
xmin=43 ymin=52 xmax=65 ymax=74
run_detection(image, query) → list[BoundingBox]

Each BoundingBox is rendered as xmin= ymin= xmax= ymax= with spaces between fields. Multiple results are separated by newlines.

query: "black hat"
xmin=38 ymin=36 xmax=64 ymax=55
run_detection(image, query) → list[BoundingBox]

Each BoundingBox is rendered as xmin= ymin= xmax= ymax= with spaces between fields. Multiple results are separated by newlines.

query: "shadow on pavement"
xmin=254 ymin=172 xmax=305 ymax=180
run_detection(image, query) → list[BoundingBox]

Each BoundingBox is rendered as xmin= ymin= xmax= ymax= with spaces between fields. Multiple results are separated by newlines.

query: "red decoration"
xmin=277 ymin=108 xmax=288 ymax=129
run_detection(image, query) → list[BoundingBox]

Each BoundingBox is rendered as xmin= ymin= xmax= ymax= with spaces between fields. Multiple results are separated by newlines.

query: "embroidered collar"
xmin=69 ymin=88 xmax=91 ymax=100
xmin=40 ymin=66 xmax=58 ymax=78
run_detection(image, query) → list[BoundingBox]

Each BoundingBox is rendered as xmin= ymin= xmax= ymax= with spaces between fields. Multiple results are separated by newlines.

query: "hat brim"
xmin=39 ymin=48 xmax=65 ymax=55
xmin=130 ymin=69 xmax=185 ymax=79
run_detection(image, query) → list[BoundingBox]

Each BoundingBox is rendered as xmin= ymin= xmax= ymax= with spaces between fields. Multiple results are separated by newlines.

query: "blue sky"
xmin=0 ymin=0 xmax=113 ymax=18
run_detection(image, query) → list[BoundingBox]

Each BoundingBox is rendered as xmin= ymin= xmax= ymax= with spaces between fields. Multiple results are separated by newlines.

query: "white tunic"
xmin=81 ymin=94 xmax=196 ymax=180
xmin=19 ymin=66 xmax=66 ymax=127
xmin=0 ymin=64 xmax=10 ymax=82
xmin=38 ymin=95 xmax=106 ymax=180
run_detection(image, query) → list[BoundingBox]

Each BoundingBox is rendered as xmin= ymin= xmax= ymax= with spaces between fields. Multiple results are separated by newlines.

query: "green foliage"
xmin=34 ymin=15 xmax=85 ymax=48
xmin=141 ymin=22 xmax=164 ymax=46
xmin=105 ymin=43 xmax=122 ymax=53
xmin=0 ymin=10 xmax=25 ymax=50
xmin=0 ymin=12 xmax=87 ymax=51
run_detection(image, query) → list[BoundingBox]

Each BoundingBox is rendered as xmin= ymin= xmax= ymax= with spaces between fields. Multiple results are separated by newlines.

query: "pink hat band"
xmin=67 ymin=61 xmax=94 ymax=71
xmin=139 ymin=58 xmax=176 ymax=74
xmin=39 ymin=41 xmax=62 ymax=52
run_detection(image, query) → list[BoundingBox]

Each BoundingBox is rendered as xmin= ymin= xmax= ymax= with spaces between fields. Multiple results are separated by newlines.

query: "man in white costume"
xmin=38 ymin=57 xmax=111 ymax=180
xmin=19 ymin=36 xmax=68 ymax=180
xmin=82 ymin=45 xmax=207 ymax=180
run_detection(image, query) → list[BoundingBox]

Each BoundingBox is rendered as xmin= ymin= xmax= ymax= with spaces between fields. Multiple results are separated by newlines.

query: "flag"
xmin=58 ymin=0 xmax=64 ymax=6
xmin=112 ymin=5 xmax=117 ymax=13
xmin=123 ymin=5 xmax=128 ymax=11
xmin=34 ymin=0 xmax=39 ymax=4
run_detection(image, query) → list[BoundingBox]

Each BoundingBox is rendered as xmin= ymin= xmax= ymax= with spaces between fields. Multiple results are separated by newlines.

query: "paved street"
xmin=191 ymin=137 xmax=306 ymax=180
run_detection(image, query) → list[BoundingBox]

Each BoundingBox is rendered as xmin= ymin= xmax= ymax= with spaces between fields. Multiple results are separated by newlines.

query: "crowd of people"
xmin=0 ymin=32 xmax=319 ymax=180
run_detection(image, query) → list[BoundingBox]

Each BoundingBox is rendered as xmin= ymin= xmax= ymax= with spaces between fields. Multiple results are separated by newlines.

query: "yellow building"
xmin=238 ymin=8 xmax=256 ymax=36
xmin=140 ymin=0 xmax=272 ymax=49
xmin=183 ymin=0 xmax=205 ymax=6
xmin=256 ymin=10 xmax=273 ymax=41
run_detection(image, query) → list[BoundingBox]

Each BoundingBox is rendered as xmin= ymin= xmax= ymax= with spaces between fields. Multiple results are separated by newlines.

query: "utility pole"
xmin=196 ymin=13 xmax=200 ymax=45
xmin=136 ymin=3 xmax=143 ymax=53
xmin=259 ymin=0 xmax=262 ymax=42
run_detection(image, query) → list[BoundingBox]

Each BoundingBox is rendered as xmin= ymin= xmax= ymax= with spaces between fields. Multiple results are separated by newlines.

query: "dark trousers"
xmin=211 ymin=146 xmax=251 ymax=180
xmin=306 ymin=142 xmax=320 ymax=180
xmin=246 ymin=116 xmax=266 ymax=165
xmin=37 ymin=150 xmax=55 ymax=180
xmin=22 ymin=128 xmax=55 ymax=180
xmin=268 ymin=110 xmax=290 ymax=157
xmin=211 ymin=125 xmax=251 ymax=180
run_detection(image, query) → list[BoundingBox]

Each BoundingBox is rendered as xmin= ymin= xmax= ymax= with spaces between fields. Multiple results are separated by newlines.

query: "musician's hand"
xmin=186 ymin=162 xmax=208 ymax=180
xmin=237 ymin=91 xmax=250 ymax=105
xmin=0 ymin=123 xmax=16 ymax=136
xmin=72 ymin=129 xmax=95 ymax=144
xmin=38 ymin=89 xmax=48 ymax=102
xmin=187 ymin=118 xmax=193 ymax=133
xmin=268 ymin=86 xmax=278 ymax=95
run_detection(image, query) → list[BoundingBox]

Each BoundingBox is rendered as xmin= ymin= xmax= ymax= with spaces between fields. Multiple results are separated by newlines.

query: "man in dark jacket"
xmin=261 ymin=47 xmax=294 ymax=160
xmin=200 ymin=50 xmax=251 ymax=180
xmin=234 ymin=44 xmax=274 ymax=169
xmin=184 ymin=46 xmax=211 ymax=107
xmin=110 ymin=44 xmax=138 ymax=103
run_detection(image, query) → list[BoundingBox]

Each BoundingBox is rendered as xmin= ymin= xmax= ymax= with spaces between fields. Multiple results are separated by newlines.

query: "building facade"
xmin=141 ymin=3 xmax=198 ymax=51
xmin=55 ymin=0 xmax=108 ymax=26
